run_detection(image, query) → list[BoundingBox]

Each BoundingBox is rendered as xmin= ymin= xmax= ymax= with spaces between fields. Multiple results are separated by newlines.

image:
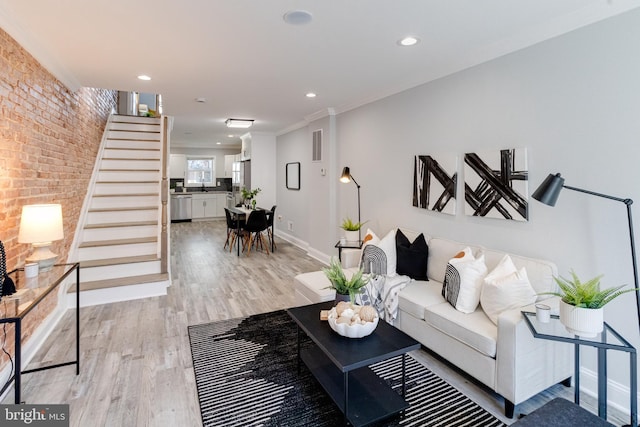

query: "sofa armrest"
xmin=495 ymin=296 xmax=573 ymax=405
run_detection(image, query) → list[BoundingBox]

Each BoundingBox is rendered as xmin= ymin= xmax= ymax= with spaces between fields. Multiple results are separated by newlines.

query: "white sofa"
xmin=294 ymin=230 xmax=573 ymax=418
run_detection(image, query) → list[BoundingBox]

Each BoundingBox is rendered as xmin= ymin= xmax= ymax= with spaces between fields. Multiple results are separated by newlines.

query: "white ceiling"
xmin=1 ymin=1 xmax=638 ymax=149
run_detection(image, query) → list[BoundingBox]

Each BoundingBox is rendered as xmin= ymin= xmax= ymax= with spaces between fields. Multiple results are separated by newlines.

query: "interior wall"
xmin=0 ymin=28 xmax=117 ymax=368
xmin=277 ymin=8 xmax=640 ymax=409
xmin=250 ymin=133 xmax=276 ymax=210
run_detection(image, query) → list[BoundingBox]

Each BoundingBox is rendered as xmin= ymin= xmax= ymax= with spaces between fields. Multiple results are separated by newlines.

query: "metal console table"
xmin=521 ymin=311 xmax=636 ymax=426
xmin=0 ymin=262 xmax=80 ymax=403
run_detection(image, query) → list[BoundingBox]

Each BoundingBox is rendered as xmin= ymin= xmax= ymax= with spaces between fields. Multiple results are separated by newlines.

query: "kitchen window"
xmin=186 ymin=157 xmax=216 ymax=186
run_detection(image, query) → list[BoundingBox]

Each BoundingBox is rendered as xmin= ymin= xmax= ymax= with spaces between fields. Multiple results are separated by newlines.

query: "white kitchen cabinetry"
xmin=241 ymin=135 xmax=251 ymax=160
xmin=191 ymin=194 xmax=217 ymax=219
xmin=224 ymin=155 xmax=235 ymax=178
xmin=215 ymin=194 xmax=226 ymax=217
xmin=169 ymin=154 xmax=186 ymax=180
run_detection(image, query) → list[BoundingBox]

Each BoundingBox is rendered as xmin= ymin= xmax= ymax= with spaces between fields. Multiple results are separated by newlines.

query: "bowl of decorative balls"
xmin=327 ymin=301 xmax=379 ymax=338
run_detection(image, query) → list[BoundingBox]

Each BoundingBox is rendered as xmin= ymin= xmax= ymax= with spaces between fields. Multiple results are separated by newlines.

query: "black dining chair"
xmin=224 ymin=208 xmax=244 ymax=252
xmin=266 ymin=205 xmax=277 ymax=251
xmin=241 ymin=209 xmax=270 ymax=256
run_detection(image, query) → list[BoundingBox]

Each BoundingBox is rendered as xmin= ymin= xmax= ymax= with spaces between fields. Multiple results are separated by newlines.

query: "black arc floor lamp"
xmin=532 ymin=173 xmax=640 ymax=328
xmin=340 ymin=166 xmax=362 ymax=242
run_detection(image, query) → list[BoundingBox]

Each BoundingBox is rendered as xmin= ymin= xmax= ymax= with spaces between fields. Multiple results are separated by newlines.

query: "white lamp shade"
xmin=18 ymin=204 xmax=64 ymax=244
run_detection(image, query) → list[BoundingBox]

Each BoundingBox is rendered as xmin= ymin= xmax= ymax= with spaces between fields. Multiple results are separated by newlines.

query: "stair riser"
xmin=78 ymin=242 xmax=158 ymax=261
xmin=94 ymin=183 xmax=160 ymax=195
xmin=98 ymin=170 xmax=160 ymax=181
xmin=112 ymin=115 xmax=160 ymax=125
xmin=108 ymin=130 xmax=161 ymax=141
xmin=109 ymin=123 xmax=161 ymax=133
xmin=103 ymin=148 xmax=161 ymax=160
xmin=91 ymin=196 xmax=158 ymax=209
xmin=80 ymin=261 xmax=161 ymax=282
xmin=106 ymin=139 xmax=161 ymax=150
xmin=101 ymin=159 xmax=160 ymax=170
xmin=83 ymin=225 xmax=158 ymax=241
xmin=87 ymin=209 xmax=159 ymax=224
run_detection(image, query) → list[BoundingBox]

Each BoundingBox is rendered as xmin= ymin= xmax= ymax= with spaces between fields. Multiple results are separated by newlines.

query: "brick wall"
xmin=0 ymin=27 xmax=117 ymax=372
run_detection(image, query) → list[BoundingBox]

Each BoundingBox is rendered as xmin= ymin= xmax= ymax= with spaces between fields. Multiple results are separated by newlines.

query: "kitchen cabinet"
xmin=170 ymin=154 xmax=186 ymax=179
xmin=224 ymin=155 xmax=235 ymax=178
xmin=241 ymin=135 xmax=251 ymax=160
xmin=192 ymin=193 xmax=225 ymax=218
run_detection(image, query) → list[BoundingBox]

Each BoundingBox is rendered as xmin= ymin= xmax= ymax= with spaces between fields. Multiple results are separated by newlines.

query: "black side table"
xmin=522 ymin=311 xmax=637 ymax=426
xmin=334 ymin=240 xmax=362 ymax=262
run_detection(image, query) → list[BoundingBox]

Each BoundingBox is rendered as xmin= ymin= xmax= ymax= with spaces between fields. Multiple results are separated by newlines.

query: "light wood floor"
xmin=2 ymin=220 xmax=629 ymax=426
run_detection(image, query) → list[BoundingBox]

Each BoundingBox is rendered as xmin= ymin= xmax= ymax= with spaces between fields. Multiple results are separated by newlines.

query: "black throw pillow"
xmin=395 ymin=230 xmax=429 ymax=280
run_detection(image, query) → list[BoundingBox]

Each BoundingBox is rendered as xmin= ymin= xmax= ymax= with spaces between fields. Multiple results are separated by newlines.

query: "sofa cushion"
xmin=294 ymin=271 xmax=336 ymax=303
xmin=481 ymin=266 xmax=537 ymax=325
xmin=441 ymin=248 xmax=488 ymax=314
xmin=396 ymin=229 xmax=429 ymax=280
xmin=361 ymin=229 xmax=397 ymax=276
xmin=427 ymin=238 xmax=481 ymax=283
xmin=398 ymin=280 xmax=444 ymax=320
xmin=425 ymin=302 xmax=498 ymax=358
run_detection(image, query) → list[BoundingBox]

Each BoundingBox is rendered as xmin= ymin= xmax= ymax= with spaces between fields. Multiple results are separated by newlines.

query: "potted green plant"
xmin=323 ymin=257 xmax=370 ymax=302
xmin=240 ymin=187 xmax=261 ymax=209
xmin=340 ymin=217 xmax=367 ymax=242
xmin=543 ymin=270 xmax=637 ymax=337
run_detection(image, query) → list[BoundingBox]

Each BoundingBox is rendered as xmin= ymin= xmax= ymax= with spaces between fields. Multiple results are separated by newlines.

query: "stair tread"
xmin=68 ymin=272 xmax=169 ymax=293
xmin=84 ymin=220 xmax=158 ymax=229
xmin=80 ymin=254 xmax=159 ymax=268
xmin=100 ymin=168 xmax=160 ymax=172
xmin=102 ymin=157 xmax=159 ymax=161
xmin=79 ymin=236 xmax=157 ymax=248
xmin=92 ymin=193 xmax=159 ymax=198
xmin=105 ymin=147 xmax=161 ymax=151
xmin=88 ymin=206 xmax=158 ymax=212
xmin=96 ymin=180 xmax=158 ymax=184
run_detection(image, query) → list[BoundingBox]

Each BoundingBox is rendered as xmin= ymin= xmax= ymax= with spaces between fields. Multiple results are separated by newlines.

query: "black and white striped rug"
xmin=188 ymin=310 xmax=505 ymax=427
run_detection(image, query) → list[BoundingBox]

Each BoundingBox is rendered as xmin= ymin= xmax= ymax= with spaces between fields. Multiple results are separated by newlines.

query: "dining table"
xmin=228 ymin=206 xmax=274 ymax=256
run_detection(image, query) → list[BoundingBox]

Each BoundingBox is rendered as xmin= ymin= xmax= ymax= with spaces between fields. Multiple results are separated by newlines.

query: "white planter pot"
xmin=559 ymin=300 xmax=604 ymax=338
xmin=344 ymin=230 xmax=359 ymax=243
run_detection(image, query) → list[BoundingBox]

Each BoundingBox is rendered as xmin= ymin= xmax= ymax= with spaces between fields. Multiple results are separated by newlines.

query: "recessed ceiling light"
xmin=227 ymin=134 xmax=235 ymax=138
xmin=137 ymin=75 xmax=151 ymax=81
xmin=225 ymin=118 xmax=254 ymax=128
xmin=398 ymin=36 xmax=420 ymax=47
xmin=195 ymin=97 xmax=206 ymax=103
xmin=216 ymin=142 xmax=221 ymax=145
xmin=283 ymin=10 xmax=313 ymax=25
xmin=306 ymin=92 xmax=317 ymax=98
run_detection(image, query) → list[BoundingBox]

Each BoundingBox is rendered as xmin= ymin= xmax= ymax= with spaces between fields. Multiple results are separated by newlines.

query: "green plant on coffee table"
xmin=543 ymin=270 xmax=637 ymax=309
xmin=323 ymin=257 xmax=370 ymax=301
xmin=340 ymin=217 xmax=367 ymax=231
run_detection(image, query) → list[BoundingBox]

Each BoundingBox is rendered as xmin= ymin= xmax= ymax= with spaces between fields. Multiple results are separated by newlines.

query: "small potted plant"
xmin=340 ymin=217 xmax=366 ymax=242
xmin=240 ymin=187 xmax=261 ymax=209
xmin=323 ymin=257 xmax=370 ymax=302
xmin=543 ymin=270 xmax=637 ymax=337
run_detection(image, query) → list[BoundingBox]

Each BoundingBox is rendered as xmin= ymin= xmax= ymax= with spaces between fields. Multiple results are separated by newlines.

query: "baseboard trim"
xmin=276 ymin=231 xmax=330 ymax=265
xmin=579 ymin=366 xmax=638 ymax=419
xmin=66 ymin=279 xmax=170 ymax=308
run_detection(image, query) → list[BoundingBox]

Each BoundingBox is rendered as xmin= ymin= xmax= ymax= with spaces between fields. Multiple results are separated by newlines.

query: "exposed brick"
xmin=0 ymin=27 xmax=117 ymax=368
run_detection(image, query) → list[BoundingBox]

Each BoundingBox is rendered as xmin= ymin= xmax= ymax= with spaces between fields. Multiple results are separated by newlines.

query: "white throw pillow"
xmin=481 ymin=264 xmax=537 ymax=325
xmin=360 ymin=229 xmax=397 ymax=277
xmin=441 ymin=247 xmax=487 ymax=313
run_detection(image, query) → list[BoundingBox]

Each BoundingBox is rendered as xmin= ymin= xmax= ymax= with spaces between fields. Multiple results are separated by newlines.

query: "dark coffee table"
xmin=287 ymin=302 xmax=420 ymax=427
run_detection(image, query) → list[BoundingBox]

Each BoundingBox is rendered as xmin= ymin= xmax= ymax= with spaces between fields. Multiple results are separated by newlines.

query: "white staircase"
xmin=69 ymin=115 xmax=169 ymax=305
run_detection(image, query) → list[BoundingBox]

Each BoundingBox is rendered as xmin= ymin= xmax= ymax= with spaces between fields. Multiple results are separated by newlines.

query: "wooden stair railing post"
xmin=160 ymin=115 xmax=169 ymax=274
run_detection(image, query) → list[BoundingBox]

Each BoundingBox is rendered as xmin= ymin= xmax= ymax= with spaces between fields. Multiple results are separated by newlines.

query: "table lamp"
xmin=18 ymin=204 xmax=64 ymax=271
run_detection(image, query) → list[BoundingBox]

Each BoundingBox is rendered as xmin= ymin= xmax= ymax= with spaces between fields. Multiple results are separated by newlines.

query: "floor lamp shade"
xmin=532 ymin=173 xmax=565 ymax=206
xmin=18 ymin=204 xmax=64 ymax=271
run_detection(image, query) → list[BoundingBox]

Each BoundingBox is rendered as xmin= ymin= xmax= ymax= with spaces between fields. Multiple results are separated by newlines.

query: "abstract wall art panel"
xmin=464 ymin=148 xmax=529 ymax=221
xmin=413 ymin=153 xmax=458 ymax=215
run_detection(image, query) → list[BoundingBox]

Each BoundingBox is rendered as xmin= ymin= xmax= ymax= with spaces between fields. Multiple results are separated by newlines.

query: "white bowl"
xmin=327 ymin=306 xmax=379 ymax=338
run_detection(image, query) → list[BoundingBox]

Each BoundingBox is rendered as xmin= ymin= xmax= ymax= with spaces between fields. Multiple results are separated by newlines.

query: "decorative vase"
xmin=335 ymin=293 xmax=350 ymax=304
xmin=559 ymin=300 xmax=604 ymax=338
xmin=344 ymin=230 xmax=359 ymax=243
